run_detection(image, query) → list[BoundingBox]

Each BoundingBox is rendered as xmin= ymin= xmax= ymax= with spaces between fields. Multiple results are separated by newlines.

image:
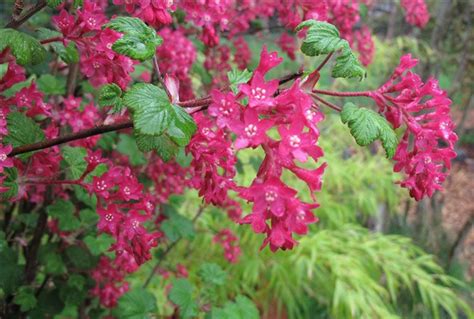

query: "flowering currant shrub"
xmin=0 ymin=0 xmax=447 ymax=317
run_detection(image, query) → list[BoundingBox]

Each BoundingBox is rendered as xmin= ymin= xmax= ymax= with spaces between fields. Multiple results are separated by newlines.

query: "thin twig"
xmin=316 ymin=52 xmax=334 ymax=72
xmin=9 ymin=71 xmax=303 ymax=157
xmin=5 ymin=0 xmax=47 ymax=29
xmin=311 ymin=93 xmax=342 ymax=112
xmin=153 ymin=55 xmax=172 ymax=100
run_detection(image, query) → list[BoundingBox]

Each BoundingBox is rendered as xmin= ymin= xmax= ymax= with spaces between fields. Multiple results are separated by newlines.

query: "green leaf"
xmin=51 ymin=41 xmax=79 ymax=64
xmin=105 ymin=17 xmax=163 ymax=61
xmin=175 ymin=147 xmax=192 ymax=167
xmin=37 ymin=74 xmax=66 ymax=95
xmin=123 ymin=83 xmax=173 ymax=136
xmin=340 ymin=103 xmax=398 ymax=158
xmin=135 ymin=133 xmax=179 ymax=162
xmin=0 ymin=242 xmax=23 ymax=295
xmin=0 ymin=168 xmax=18 ymax=200
xmin=99 ymin=83 xmax=123 ymax=109
xmin=0 ymin=29 xmax=47 ymax=66
xmin=198 ymin=263 xmax=227 ymax=286
xmin=296 ymin=20 xmax=366 ymax=80
xmin=169 ymin=279 xmax=199 ymax=318
xmin=84 ymin=234 xmax=114 ymax=256
xmin=0 ymin=63 xmax=8 ymax=80
xmin=45 ymin=253 xmax=66 ymax=275
xmin=227 ymin=68 xmax=252 ymax=94
xmin=160 ymin=206 xmax=195 ymax=243
xmin=332 ymin=43 xmax=366 ymax=80
xmin=47 ymin=200 xmax=81 ymax=232
xmin=67 ymin=274 xmax=86 ymax=290
xmin=79 ymin=208 xmax=98 ymax=226
xmin=208 ymin=296 xmax=259 ymax=319
xmin=167 ymin=105 xmax=197 ymax=146
xmin=14 ymin=286 xmax=37 ymax=312
xmin=4 ymin=112 xmax=45 ymax=159
xmin=295 ymin=20 xmax=345 ymax=56
xmin=116 ymin=134 xmax=146 ymax=166
xmin=112 ymin=288 xmax=157 ymax=319
xmin=61 ymin=146 xmax=87 ymax=179
xmin=47 ymin=0 xmax=64 ymax=7
xmin=65 ymin=245 xmax=96 ymax=270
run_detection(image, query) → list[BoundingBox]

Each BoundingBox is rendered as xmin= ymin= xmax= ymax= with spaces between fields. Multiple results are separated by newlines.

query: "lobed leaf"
xmin=169 ymin=279 xmax=199 ymax=318
xmin=4 ymin=112 xmax=45 ymax=159
xmin=99 ymin=83 xmax=123 ymax=111
xmin=228 ymin=68 xmax=252 ymax=94
xmin=296 ymin=20 xmax=366 ymax=80
xmin=112 ymin=288 xmax=157 ymax=319
xmin=105 ymin=17 xmax=163 ymax=61
xmin=135 ymin=133 xmax=179 ymax=162
xmin=332 ymin=43 xmax=366 ymax=80
xmin=0 ymin=29 xmax=47 ymax=66
xmin=340 ymin=103 xmax=398 ymax=158
xmin=167 ymin=104 xmax=197 ymax=146
xmin=123 ymin=83 xmax=173 ymax=136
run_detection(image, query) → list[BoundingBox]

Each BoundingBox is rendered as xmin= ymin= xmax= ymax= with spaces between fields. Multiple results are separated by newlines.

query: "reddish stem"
xmin=25 ymin=179 xmax=84 ymax=186
xmin=311 ymin=93 xmax=342 ymax=112
xmin=40 ymin=37 xmax=63 ymax=44
xmin=316 ymin=52 xmax=334 ymax=72
xmin=312 ymin=89 xmax=371 ymax=98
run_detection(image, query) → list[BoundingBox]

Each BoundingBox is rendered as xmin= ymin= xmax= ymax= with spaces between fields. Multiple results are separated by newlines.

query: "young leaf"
xmin=116 ymin=134 xmax=146 ymax=166
xmin=167 ymin=105 xmax=197 ymax=146
xmin=0 ymin=240 xmax=23 ymax=295
xmin=46 ymin=0 xmax=64 ymax=7
xmin=135 ymin=133 xmax=179 ymax=162
xmin=61 ymin=146 xmax=87 ymax=179
xmin=105 ymin=17 xmax=163 ymax=61
xmin=340 ymin=103 xmax=398 ymax=158
xmin=169 ymin=279 xmax=199 ymax=318
xmin=0 ymin=63 xmax=8 ymax=80
xmin=228 ymin=68 xmax=252 ymax=94
xmin=123 ymin=83 xmax=173 ymax=136
xmin=37 ymin=74 xmax=66 ymax=95
xmin=112 ymin=288 xmax=157 ymax=319
xmin=332 ymin=43 xmax=366 ymax=80
xmin=0 ymin=29 xmax=47 ymax=65
xmin=51 ymin=41 xmax=79 ymax=64
xmin=296 ymin=20 xmax=366 ymax=80
xmin=4 ymin=112 xmax=45 ymax=159
xmin=0 ymin=168 xmax=18 ymax=200
xmin=84 ymin=234 xmax=114 ymax=256
xmin=99 ymin=83 xmax=123 ymax=109
xmin=295 ymin=20 xmax=345 ymax=56
xmin=13 ymin=286 xmax=37 ymax=312
xmin=47 ymin=200 xmax=81 ymax=232
xmin=198 ymin=263 xmax=227 ymax=286
xmin=160 ymin=207 xmax=195 ymax=242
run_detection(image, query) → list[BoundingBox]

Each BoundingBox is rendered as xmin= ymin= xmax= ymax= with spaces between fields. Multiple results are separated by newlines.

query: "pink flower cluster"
xmin=400 ymin=0 xmax=430 ymax=28
xmin=52 ymin=1 xmax=135 ymax=89
xmin=113 ymin=0 xmax=175 ymax=26
xmin=369 ymin=54 xmax=457 ymax=200
xmin=213 ymin=229 xmax=241 ymax=263
xmin=195 ymin=47 xmax=326 ymax=251
xmin=156 ymin=28 xmax=197 ymax=100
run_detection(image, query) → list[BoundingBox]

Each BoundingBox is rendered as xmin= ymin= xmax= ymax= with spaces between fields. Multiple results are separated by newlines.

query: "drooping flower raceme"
xmin=369 ymin=54 xmax=457 ymax=200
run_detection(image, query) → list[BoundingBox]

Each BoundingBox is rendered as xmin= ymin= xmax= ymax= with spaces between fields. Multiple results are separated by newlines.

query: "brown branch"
xmin=5 ymin=0 xmax=47 ymax=29
xmin=9 ymin=71 xmax=304 ymax=157
xmin=9 ymin=121 xmax=133 ymax=157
